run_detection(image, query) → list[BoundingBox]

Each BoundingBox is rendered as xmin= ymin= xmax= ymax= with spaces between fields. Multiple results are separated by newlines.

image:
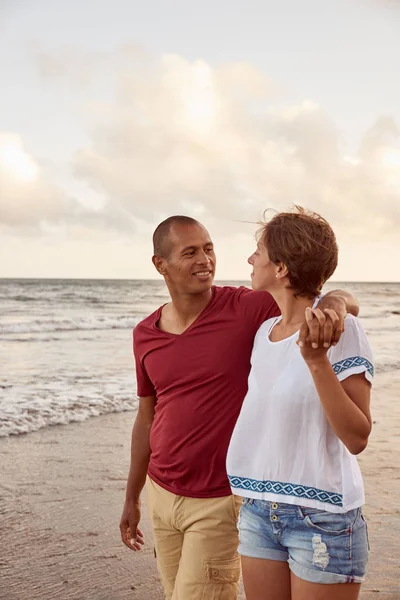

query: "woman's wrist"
xmin=304 ymin=354 xmax=331 ymax=372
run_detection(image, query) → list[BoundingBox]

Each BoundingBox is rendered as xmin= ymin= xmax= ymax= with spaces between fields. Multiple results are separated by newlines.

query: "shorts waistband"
xmin=243 ymin=498 xmax=344 ymax=518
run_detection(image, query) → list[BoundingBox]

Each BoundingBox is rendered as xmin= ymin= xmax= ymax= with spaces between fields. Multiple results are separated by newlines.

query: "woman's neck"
xmin=272 ymin=289 xmax=315 ymax=327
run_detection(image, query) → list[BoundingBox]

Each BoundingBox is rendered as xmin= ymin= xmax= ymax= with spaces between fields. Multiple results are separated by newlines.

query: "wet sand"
xmin=0 ymin=371 xmax=399 ymax=599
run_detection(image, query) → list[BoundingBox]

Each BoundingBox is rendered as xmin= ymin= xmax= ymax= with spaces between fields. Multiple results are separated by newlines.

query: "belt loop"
xmin=297 ymin=505 xmax=305 ymax=519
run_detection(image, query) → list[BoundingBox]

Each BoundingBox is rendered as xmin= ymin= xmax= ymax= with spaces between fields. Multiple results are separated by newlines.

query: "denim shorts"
xmin=238 ymin=498 xmax=369 ymax=585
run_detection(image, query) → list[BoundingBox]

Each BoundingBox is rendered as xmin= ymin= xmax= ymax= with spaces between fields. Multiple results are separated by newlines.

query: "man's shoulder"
xmin=221 ymin=285 xmax=276 ymax=309
xmin=213 ymin=283 xmax=247 ymax=295
xmin=213 ymin=285 xmax=279 ymax=322
xmin=133 ymin=307 xmax=162 ymax=339
xmin=213 ymin=284 xmax=258 ymax=300
xmin=212 ymin=284 xmax=256 ymax=310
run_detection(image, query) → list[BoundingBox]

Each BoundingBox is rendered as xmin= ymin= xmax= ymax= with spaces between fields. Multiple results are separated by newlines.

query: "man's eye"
xmin=205 ymin=248 xmax=214 ymax=253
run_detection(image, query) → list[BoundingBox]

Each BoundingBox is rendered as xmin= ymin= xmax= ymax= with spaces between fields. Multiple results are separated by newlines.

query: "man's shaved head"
xmin=153 ymin=215 xmax=204 ymax=258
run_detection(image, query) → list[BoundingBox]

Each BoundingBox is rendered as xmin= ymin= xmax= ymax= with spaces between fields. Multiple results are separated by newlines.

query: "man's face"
xmin=157 ymin=224 xmax=216 ymax=294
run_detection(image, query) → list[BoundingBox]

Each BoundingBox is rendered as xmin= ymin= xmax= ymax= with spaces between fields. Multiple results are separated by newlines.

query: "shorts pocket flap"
xmin=203 ymin=557 xmax=241 ymax=583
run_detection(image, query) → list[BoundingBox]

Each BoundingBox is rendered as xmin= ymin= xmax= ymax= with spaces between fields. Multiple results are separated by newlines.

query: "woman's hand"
xmin=297 ymin=307 xmax=341 ymax=363
xmin=297 ymin=293 xmax=347 ymax=351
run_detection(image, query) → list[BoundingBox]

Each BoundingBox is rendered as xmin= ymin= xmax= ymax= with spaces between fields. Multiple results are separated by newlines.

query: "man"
xmin=120 ymin=215 xmax=358 ymax=600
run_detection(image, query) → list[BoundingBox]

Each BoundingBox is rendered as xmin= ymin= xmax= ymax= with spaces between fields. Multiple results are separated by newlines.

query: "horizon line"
xmin=0 ymin=277 xmax=399 ymax=284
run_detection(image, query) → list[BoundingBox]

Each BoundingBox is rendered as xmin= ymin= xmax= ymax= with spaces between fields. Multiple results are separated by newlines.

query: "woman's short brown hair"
xmin=258 ymin=206 xmax=338 ymax=298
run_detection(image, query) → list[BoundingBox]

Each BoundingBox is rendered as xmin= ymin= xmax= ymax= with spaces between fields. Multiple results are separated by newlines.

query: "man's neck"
xmin=159 ymin=288 xmax=213 ymax=335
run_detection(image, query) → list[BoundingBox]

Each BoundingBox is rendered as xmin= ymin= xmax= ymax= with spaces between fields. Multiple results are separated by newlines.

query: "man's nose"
xmin=197 ymin=251 xmax=211 ymax=264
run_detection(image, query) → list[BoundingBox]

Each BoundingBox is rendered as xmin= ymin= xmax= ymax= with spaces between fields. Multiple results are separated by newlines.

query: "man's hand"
xmin=297 ymin=296 xmax=346 ymax=349
xmin=120 ymin=498 xmax=145 ymax=551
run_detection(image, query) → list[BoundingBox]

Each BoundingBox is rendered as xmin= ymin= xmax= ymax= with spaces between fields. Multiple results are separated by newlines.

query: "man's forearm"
xmin=125 ymin=413 xmax=152 ymax=502
xmin=325 ymin=289 xmax=359 ymax=316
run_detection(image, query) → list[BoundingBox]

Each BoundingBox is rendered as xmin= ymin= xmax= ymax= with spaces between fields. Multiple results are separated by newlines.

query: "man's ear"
xmin=152 ymin=255 xmax=167 ymax=275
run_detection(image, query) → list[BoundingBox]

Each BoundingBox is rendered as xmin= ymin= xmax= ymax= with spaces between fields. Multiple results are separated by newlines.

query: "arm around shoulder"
xmin=324 ymin=288 xmax=359 ymax=317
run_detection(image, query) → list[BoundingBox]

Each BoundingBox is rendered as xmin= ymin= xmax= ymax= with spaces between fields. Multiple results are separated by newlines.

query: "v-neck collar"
xmin=153 ymin=286 xmax=216 ymax=337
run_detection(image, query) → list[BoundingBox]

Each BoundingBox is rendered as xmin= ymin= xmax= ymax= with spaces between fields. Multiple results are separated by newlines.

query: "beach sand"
xmin=1 ymin=371 xmax=399 ymax=600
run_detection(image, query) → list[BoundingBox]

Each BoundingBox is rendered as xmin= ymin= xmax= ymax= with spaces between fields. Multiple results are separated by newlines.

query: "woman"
xmin=227 ymin=207 xmax=372 ymax=600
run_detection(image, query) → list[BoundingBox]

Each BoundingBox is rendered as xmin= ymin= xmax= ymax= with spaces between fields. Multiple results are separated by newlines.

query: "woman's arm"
xmin=305 ymin=356 xmax=371 ymax=455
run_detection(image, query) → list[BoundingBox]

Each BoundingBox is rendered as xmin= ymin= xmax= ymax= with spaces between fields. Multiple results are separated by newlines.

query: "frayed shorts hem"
xmin=239 ymin=543 xmax=288 ymax=562
xmin=239 ymin=547 xmax=365 ymax=585
xmin=289 ymin=556 xmax=365 ymax=585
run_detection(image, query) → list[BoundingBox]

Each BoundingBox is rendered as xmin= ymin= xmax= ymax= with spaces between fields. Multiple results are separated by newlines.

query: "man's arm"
xmin=324 ymin=289 xmax=359 ymax=317
xmin=298 ymin=289 xmax=359 ymax=349
xmin=119 ymin=395 xmax=156 ymax=551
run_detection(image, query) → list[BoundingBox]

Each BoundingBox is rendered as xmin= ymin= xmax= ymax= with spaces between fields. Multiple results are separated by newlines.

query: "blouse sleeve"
xmin=329 ymin=315 xmax=374 ymax=385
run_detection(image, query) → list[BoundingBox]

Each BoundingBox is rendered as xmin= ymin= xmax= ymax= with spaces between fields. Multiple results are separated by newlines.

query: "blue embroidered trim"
xmin=332 ymin=356 xmax=374 ymax=378
xmin=228 ymin=476 xmax=343 ymax=507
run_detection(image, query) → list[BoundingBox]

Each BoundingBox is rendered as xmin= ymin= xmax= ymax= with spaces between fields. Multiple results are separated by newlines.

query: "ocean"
xmin=0 ymin=279 xmax=399 ymax=437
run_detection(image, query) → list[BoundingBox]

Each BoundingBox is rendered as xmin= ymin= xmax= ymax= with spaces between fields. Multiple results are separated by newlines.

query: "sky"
xmin=0 ymin=0 xmax=399 ymax=281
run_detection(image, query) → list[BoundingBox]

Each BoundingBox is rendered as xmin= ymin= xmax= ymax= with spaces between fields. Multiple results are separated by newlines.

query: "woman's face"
xmin=248 ymin=242 xmax=278 ymax=291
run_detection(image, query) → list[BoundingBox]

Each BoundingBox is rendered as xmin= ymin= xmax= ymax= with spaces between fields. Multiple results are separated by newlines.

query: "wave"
xmin=8 ymin=295 xmax=41 ymax=302
xmin=3 ymin=294 xmax=130 ymax=305
xmin=0 ymin=315 xmax=143 ymax=336
xmin=0 ymin=396 xmax=139 ymax=438
xmin=375 ymin=361 xmax=400 ymax=374
xmin=1 ymin=293 xmax=165 ymax=306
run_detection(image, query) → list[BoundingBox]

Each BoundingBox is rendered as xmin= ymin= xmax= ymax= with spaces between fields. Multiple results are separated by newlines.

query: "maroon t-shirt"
xmin=133 ymin=285 xmax=279 ymax=498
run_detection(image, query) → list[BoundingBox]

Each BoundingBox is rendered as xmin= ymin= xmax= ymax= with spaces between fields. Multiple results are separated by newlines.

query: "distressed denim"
xmin=238 ymin=498 xmax=369 ymax=584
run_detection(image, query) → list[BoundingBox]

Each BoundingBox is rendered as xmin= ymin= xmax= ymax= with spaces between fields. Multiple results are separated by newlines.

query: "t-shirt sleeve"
xmin=133 ymin=327 xmax=156 ymax=397
xmin=235 ymin=287 xmax=280 ymax=327
xmin=329 ymin=315 xmax=374 ymax=385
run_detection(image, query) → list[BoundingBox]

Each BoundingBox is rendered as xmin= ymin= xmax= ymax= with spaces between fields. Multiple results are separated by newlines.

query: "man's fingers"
xmin=297 ymin=320 xmax=309 ymax=347
xmin=322 ymin=309 xmax=339 ymax=347
xmin=129 ymin=527 xmax=144 ymax=551
xmin=120 ymin=524 xmax=136 ymax=551
xmin=311 ymin=308 xmax=326 ymax=327
xmin=129 ymin=537 xmax=144 ymax=551
xmin=306 ymin=307 xmax=324 ymax=348
xmin=120 ymin=520 xmax=144 ymax=552
xmin=131 ymin=528 xmax=145 ymax=546
xmin=333 ymin=311 xmax=345 ymax=345
xmin=321 ymin=309 xmax=334 ymax=347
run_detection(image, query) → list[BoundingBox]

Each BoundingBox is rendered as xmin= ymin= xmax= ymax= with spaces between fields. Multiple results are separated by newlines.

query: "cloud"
xmin=0 ymin=133 xmax=71 ymax=229
xmin=69 ymin=52 xmax=400 ymax=239
xmin=0 ymin=133 xmax=138 ymax=236
xmin=4 ymin=48 xmax=400 ymax=245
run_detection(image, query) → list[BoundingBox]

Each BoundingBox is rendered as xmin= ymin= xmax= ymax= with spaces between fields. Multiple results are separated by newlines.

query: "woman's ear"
xmin=276 ymin=263 xmax=289 ymax=279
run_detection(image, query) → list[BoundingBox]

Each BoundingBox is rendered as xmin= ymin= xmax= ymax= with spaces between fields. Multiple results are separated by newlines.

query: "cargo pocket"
xmin=201 ymin=557 xmax=241 ymax=600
